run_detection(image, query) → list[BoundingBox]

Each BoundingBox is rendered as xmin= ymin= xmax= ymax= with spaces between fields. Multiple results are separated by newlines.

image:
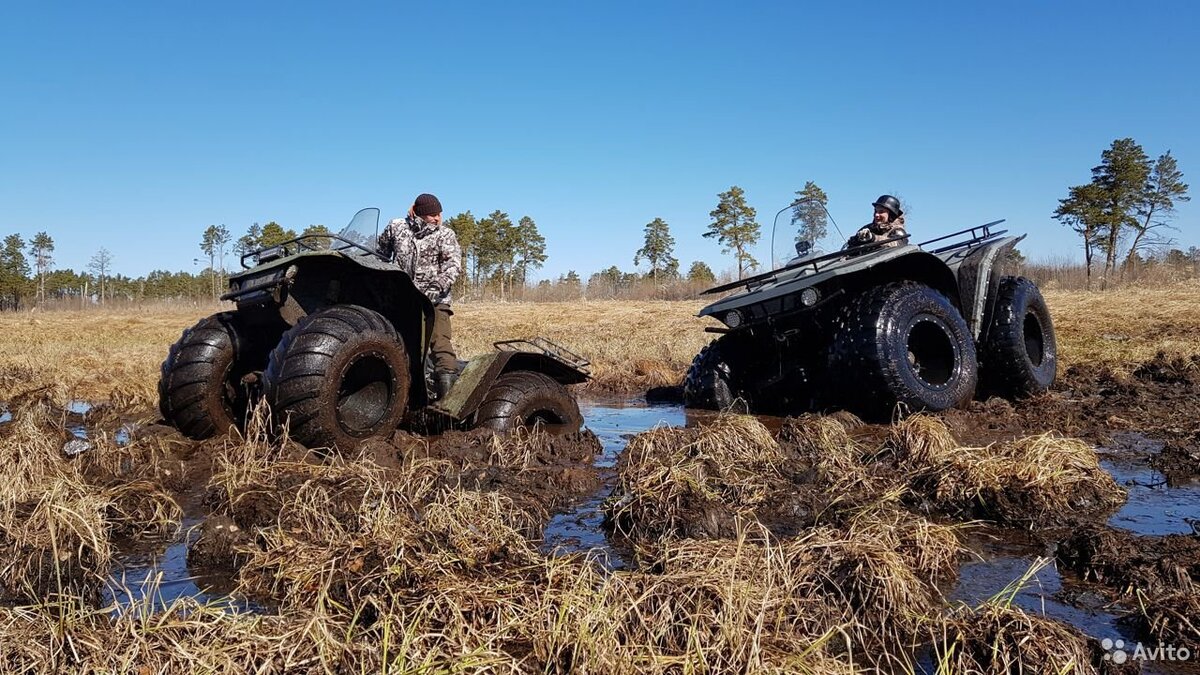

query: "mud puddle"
xmin=104 ymin=517 xmax=258 ymax=614
xmin=1101 ymin=434 xmax=1200 ymax=536
xmin=541 ymin=400 xmax=686 ymax=568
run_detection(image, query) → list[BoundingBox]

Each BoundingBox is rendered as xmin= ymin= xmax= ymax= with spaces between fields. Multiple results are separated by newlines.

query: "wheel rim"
xmin=336 ymin=351 xmax=395 ymax=434
xmin=1023 ymin=310 xmax=1046 ymax=367
xmin=523 ymin=409 xmax=565 ymax=428
xmin=905 ymin=316 xmax=958 ymax=388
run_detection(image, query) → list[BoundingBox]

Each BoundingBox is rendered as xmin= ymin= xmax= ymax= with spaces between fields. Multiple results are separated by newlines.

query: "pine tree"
xmin=259 ymin=222 xmax=297 ymax=248
xmin=704 ymin=186 xmax=760 ymax=279
xmin=28 ymin=232 xmax=54 ymax=304
xmin=301 ymin=224 xmax=332 ymax=250
xmin=792 ymin=181 xmax=829 ymax=245
xmin=200 ymin=225 xmax=231 ymax=300
xmin=0 ymin=234 xmax=30 ymax=310
xmin=686 ymin=260 xmax=716 ymax=284
xmin=634 ymin=217 xmax=679 ymax=284
xmin=445 ymin=211 xmax=477 ymax=295
xmin=88 ymin=248 xmax=114 ymax=304
xmin=1053 ymin=183 xmax=1106 ymax=289
xmin=236 ymin=223 xmax=263 ymax=257
xmin=1091 ymin=138 xmax=1152 ymax=284
xmin=1126 ymin=151 xmax=1190 ymax=268
xmin=513 ymin=216 xmax=548 ymax=293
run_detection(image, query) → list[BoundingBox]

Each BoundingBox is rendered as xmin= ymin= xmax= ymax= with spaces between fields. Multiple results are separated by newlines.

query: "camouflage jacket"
xmin=377 ymin=216 xmax=462 ymax=305
xmin=848 ymin=220 xmax=908 ymax=249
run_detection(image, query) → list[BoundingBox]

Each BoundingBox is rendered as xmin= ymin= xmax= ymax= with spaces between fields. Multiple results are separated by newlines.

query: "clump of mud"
xmin=933 ymin=603 xmax=1134 ymax=675
xmin=1056 ymin=525 xmax=1200 ymax=595
xmin=1123 ymin=591 xmax=1200 ymax=652
xmin=886 ymin=416 xmax=1126 ymax=526
xmin=942 ymin=352 xmax=1200 ymax=456
xmin=188 ymin=515 xmax=254 ymax=572
xmin=395 ymin=427 xmax=604 ymax=514
xmin=1056 ymin=525 xmax=1200 ymax=652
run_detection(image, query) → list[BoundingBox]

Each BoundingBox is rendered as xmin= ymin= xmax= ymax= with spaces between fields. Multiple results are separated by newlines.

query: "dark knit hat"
xmin=413 ymin=193 xmax=443 ymax=217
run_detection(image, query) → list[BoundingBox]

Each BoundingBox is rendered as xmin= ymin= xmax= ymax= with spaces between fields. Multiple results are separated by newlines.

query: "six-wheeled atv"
xmin=684 ymin=199 xmax=1057 ymax=418
xmin=158 ymin=208 xmax=589 ymax=450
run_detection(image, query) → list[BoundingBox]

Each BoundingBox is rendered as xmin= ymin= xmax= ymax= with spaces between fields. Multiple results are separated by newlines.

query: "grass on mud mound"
xmin=932 ymin=602 xmax=1118 ymax=675
xmin=1056 ymin=525 xmax=1200 ymax=651
xmin=607 ymin=412 xmax=1124 ymax=542
xmin=885 ymin=416 xmax=1126 ymax=525
xmin=0 ymin=395 xmax=182 ymax=604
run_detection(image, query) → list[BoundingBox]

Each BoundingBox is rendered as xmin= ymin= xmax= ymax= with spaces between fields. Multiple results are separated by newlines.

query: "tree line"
xmin=1 ymin=138 xmax=1191 ymax=309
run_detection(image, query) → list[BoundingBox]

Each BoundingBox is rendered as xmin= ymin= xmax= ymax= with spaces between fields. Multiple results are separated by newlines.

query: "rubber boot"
xmin=436 ymin=371 xmax=457 ymax=399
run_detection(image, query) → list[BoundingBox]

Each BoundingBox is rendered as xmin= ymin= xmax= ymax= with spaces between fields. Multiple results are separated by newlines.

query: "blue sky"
xmin=2 ymin=1 xmax=1197 ymax=280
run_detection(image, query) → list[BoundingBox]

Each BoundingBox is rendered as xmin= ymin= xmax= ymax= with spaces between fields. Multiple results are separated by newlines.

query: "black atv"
xmin=684 ymin=199 xmax=1056 ymax=418
xmin=158 ymin=208 xmax=589 ymax=450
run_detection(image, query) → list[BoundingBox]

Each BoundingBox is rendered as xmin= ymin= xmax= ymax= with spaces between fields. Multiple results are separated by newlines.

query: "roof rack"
xmin=493 ymin=337 xmax=591 ymax=375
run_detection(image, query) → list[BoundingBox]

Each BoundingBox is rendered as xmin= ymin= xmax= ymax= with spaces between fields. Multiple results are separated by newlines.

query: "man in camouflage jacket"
xmin=848 ymin=194 xmax=908 ymax=249
xmin=377 ymin=193 xmax=462 ymax=396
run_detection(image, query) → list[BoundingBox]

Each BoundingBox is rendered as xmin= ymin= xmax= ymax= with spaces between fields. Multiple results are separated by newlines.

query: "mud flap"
xmin=430 ymin=352 xmax=507 ymax=421
xmin=954 ymin=235 xmax=1025 ymax=339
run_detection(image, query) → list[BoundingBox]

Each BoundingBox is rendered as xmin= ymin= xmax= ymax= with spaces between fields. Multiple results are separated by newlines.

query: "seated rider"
xmin=847 ymin=195 xmax=907 ymax=249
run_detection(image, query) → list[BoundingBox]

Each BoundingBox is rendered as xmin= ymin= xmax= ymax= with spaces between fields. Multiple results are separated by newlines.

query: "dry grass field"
xmin=0 ymin=281 xmax=1196 ymax=404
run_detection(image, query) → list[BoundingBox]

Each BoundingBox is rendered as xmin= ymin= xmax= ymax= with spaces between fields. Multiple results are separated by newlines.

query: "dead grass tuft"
xmin=932 ymin=602 xmax=1108 ymax=674
xmin=607 ymin=414 xmax=783 ymax=540
xmin=888 ymin=416 xmax=1125 ymax=524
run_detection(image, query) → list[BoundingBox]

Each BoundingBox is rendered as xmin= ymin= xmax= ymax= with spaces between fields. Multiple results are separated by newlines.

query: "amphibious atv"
xmin=159 ymin=208 xmax=589 ymax=450
xmin=684 ymin=199 xmax=1056 ymax=418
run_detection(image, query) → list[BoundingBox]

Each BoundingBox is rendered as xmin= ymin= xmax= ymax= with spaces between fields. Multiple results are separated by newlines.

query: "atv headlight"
xmin=724 ymin=310 xmax=743 ymax=328
xmin=256 ymin=246 xmax=284 ymax=264
xmin=800 ymin=288 xmax=820 ymax=307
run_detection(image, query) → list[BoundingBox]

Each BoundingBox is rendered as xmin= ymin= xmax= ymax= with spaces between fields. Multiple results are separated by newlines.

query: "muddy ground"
xmin=2 ymin=351 xmax=1198 ymax=671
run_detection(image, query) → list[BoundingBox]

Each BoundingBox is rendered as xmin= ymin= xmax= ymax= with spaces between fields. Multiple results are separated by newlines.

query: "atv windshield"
xmin=332 ymin=208 xmax=381 ymax=256
xmin=769 ymin=199 xmax=846 ymax=270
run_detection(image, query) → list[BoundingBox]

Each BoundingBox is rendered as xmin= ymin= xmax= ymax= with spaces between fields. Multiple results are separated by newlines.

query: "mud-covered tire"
xmin=981 ymin=276 xmax=1057 ymax=398
xmin=262 ymin=305 xmax=411 ymax=451
xmin=830 ymin=282 xmax=977 ymax=417
xmin=683 ymin=340 xmax=746 ymax=412
xmin=475 ymin=371 xmax=582 ymax=433
xmin=158 ymin=312 xmax=258 ymax=440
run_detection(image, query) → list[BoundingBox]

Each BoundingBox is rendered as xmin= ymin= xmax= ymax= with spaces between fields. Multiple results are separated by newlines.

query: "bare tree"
xmin=88 ymin=248 xmax=114 ymax=303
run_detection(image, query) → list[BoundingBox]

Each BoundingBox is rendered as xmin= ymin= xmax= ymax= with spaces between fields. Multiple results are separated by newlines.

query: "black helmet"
xmin=872 ymin=195 xmax=903 ymax=219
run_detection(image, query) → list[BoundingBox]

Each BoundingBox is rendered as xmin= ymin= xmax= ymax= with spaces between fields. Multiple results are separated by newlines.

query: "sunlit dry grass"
xmin=1 ymin=281 xmax=1196 ymax=404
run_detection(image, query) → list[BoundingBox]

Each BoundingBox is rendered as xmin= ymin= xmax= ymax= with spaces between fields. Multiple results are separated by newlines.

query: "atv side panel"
xmin=431 ymin=350 xmax=589 ymax=422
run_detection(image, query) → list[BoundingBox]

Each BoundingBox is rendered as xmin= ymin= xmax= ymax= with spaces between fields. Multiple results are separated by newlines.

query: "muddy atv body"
xmin=158 ymin=208 xmax=589 ymax=450
xmin=685 ymin=204 xmax=1056 ymax=418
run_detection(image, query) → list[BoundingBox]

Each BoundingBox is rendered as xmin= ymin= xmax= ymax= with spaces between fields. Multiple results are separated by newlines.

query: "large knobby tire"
xmin=981 ymin=276 xmax=1057 ymax=398
xmin=158 ymin=312 xmax=254 ymax=440
xmin=830 ymin=282 xmax=978 ymax=418
xmin=682 ymin=340 xmax=747 ymax=412
xmin=263 ymin=305 xmax=411 ymax=451
xmin=475 ymin=371 xmax=583 ymax=433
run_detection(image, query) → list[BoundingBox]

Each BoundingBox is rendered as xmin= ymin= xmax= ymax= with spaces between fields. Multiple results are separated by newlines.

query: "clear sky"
xmin=2 ymin=1 xmax=1197 ymax=280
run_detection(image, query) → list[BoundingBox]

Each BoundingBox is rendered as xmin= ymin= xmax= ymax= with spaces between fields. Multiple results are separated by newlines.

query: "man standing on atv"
xmin=848 ymin=195 xmax=907 ymax=248
xmin=377 ymin=193 xmax=463 ymax=397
